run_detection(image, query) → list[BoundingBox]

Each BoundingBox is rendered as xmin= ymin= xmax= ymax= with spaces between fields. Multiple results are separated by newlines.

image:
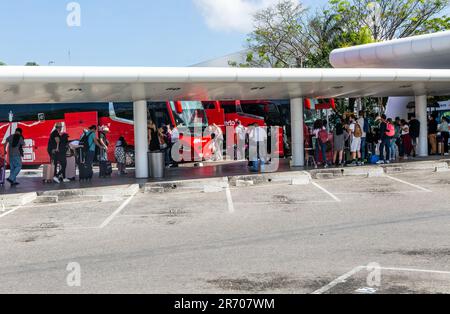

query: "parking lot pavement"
xmin=0 ymin=170 xmax=449 ymax=293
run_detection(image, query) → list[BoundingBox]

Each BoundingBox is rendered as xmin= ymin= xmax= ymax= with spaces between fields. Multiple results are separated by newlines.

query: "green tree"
xmin=244 ymin=1 xmax=311 ymax=68
xmin=239 ymin=0 xmax=449 ymax=69
xmin=329 ymin=0 xmax=449 ymax=41
xmin=0 ymin=61 xmax=6 ymax=66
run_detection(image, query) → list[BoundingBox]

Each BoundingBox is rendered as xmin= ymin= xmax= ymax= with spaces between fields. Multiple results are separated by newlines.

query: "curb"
xmin=0 ymin=192 xmax=37 ymax=209
xmin=143 ymin=177 xmax=229 ymax=194
xmin=35 ymin=184 xmax=140 ymax=203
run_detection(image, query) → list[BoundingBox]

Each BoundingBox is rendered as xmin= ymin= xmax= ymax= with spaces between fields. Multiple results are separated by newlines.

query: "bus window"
xmin=114 ymin=103 xmax=134 ymax=121
xmin=148 ymin=102 xmax=172 ymax=128
xmin=222 ymin=104 xmax=237 ymax=114
xmin=169 ymin=101 xmax=208 ymax=130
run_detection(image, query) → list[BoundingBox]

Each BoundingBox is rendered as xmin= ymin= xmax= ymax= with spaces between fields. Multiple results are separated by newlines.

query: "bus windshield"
xmin=170 ymin=101 xmax=208 ymax=130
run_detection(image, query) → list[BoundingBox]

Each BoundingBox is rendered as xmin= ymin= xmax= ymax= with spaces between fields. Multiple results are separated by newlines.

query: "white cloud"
xmin=193 ymin=0 xmax=285 ymax=33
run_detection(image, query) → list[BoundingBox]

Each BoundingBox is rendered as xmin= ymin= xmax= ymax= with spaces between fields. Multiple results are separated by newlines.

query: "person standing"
xmin=428 ymin=115 xmax=438 ymax=155
xmin=4 ymin=128 xmax=25 ymax=186
xmin=47 ymin=123 xmax=62 ymax=183
xmin=400 ymin=120 xmax=413 ymax=159
xmin=235 ymin=120 xmax=247 ymax=161
xmin=333 ymin=121 xmax=349 ymax=167
xmin=98 ymin=126 xmax=111 ymax=178
xmin=148 ymin=120 xmax=160 ymax=152
xmin=212 ymin=123 xmax=224 ymax=161
xmin=377 ymin=115 xmax=393 ymax=164
xmin=409 ymin=115 xmax=420 ymax=157
xmin=248 ymin=123 xmax=268 ymax=163
xmin=115 ymin=136 xmax=128 ymax=175
xmin=438 ymin=116 xmax=449 ymax=156
xmin=81 ymin=125 xmax=99 ymax=176
xmin=55 ymin=133 xmax=71 ymax=183
xmin=357 ymin=111 xmax=368 ymax=162
xmin=348 ymin=115 xmax=363 ymax=166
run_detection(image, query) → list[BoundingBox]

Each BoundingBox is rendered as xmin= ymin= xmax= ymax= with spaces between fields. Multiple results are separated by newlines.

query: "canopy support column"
xmin=415 ymin=95 xmax=428 ymax=157
xmin=290 ymin=98 xmax=305 ymax=167
xmin=134 ymin=100 xmax=149 ymax=179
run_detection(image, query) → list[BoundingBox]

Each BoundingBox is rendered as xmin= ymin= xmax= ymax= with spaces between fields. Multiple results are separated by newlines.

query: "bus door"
xmin=64 ymin=112 xmax=98 ymax=140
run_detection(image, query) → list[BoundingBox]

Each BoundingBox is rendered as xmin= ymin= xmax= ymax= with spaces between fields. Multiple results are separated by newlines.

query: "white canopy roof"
xmin=1 ymin=66 xmax=450 ymax=104
xmin=330 ymin=30 xmax=450 ymax=69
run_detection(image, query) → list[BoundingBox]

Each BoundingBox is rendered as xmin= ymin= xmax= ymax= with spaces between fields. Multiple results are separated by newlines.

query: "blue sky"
xmin=0 ymin=0 xmax=327 ymax=67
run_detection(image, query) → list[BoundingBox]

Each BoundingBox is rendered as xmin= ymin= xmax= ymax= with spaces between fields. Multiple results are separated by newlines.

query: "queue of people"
xmin=310 ymin=110 xmax=450 ymax=169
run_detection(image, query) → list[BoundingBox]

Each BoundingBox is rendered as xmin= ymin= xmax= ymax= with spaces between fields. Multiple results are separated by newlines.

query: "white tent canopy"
xmin=0 ymin=66 xmax=450 ymax=104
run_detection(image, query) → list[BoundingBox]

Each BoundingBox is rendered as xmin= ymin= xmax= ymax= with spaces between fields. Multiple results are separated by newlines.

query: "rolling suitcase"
xmin=65 ymin=156 xmax=77 ymax=181
xmin=43 ymin=164 xmax=55 ymax=183
xmin=79 ymin=163 xmax=93 ymax=181
xmin=99 ymin=161 xmax=113 ymax=178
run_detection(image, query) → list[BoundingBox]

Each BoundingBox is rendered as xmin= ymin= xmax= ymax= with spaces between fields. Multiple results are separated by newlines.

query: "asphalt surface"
xmin=0 ymin=170 xmax=449 ymax=294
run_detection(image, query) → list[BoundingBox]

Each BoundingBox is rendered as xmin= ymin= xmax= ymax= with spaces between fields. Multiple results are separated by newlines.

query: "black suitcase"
xmin=79 ymin=163 xmax=93 ymax=181
xmin=99 ymin=161 xmax=112 ymax=178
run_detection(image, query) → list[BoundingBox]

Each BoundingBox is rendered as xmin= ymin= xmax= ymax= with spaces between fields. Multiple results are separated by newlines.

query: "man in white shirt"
xmin=235 ymin=120 xmax=247 ymax=160
xmin=248 ymin=123 xmax=268 ymax=162
xmin=357 ymin=111 xmax=367 ymax=163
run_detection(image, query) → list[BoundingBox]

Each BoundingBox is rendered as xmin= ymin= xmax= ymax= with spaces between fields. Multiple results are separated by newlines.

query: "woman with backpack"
xmin=333 ymin=121 xmax=349 ymax=167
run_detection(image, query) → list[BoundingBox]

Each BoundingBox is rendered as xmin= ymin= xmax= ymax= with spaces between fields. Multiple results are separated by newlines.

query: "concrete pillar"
xmin=134 ymin=100 xmax=149 ymax=178
xmin=290 ymin=98 xmax=305 ymax=167
xmin=415 ymin=95 xmax=428 ymax=157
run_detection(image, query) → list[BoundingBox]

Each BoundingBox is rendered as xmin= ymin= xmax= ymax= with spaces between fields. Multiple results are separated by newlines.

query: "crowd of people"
xmin=1 ymin=111 xmax=449 ymax=186
xmin=310 ymin=111 xmax=450 ymax=168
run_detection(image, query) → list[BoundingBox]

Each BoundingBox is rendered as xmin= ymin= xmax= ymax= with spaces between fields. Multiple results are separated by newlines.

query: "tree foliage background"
xmin=232 ymin=0 xmax=450 ymax=115
xmin=237 ymin=0 xmax=450 ymax=69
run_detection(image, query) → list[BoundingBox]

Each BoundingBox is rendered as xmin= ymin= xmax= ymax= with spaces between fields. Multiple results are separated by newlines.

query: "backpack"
xmin=318 ymin=129 xmax=329 ymax=144
xmin=79 ymin=132 xmax=92 ymax=154
xmin=354 ymin=123 xmax=363 ymax=138
xmin=386 ymin=123 xmax=395 ymax=137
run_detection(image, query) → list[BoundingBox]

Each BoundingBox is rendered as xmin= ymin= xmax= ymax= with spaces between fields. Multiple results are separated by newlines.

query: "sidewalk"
xmin=1 ymin=157 xmax=449 ymax=208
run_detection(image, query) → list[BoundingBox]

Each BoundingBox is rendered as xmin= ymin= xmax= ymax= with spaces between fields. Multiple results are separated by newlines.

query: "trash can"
xmin=148 ymin=151 xmax=165 ymax=179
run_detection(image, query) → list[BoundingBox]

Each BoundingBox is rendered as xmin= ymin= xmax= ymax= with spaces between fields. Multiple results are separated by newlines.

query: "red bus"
xmin=0 ymin=101 xmax=212 ymax=167
xmin=203 ymin=100 xmax=285 ymax=157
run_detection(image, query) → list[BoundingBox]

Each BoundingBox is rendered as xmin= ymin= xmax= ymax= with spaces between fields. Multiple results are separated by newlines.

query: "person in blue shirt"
xmin=82 ymin=125 xmax=100 ymax=173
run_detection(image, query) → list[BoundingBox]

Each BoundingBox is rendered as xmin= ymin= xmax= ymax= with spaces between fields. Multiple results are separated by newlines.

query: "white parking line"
xmin=312 ymin=265 xmax=450 ymax=294
xmin=312 ymin=266 xmax=364 ymax=294
xmin=311 ymin=181 xmax=341 ymax=202
xmin=99 ymin=191 xmax=138 ymax=229
xmin=0 ymin=205 xmax=23 ymax=219
xmin=385 ymin=175 xmax=432 ymax=193
xmin=225 ymin=185 xmax=235 ymax=213
xmin=376 ymin=266 xmax=450 ymax=275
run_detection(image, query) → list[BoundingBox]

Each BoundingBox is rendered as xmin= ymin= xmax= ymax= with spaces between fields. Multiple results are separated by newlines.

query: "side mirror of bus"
xmin=175 ymin=101 xmax=183 ymax=114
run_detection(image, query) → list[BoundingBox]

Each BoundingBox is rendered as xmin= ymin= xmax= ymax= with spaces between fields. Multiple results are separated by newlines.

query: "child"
xmin=115 ymin=136 xmax=128 ymax=175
